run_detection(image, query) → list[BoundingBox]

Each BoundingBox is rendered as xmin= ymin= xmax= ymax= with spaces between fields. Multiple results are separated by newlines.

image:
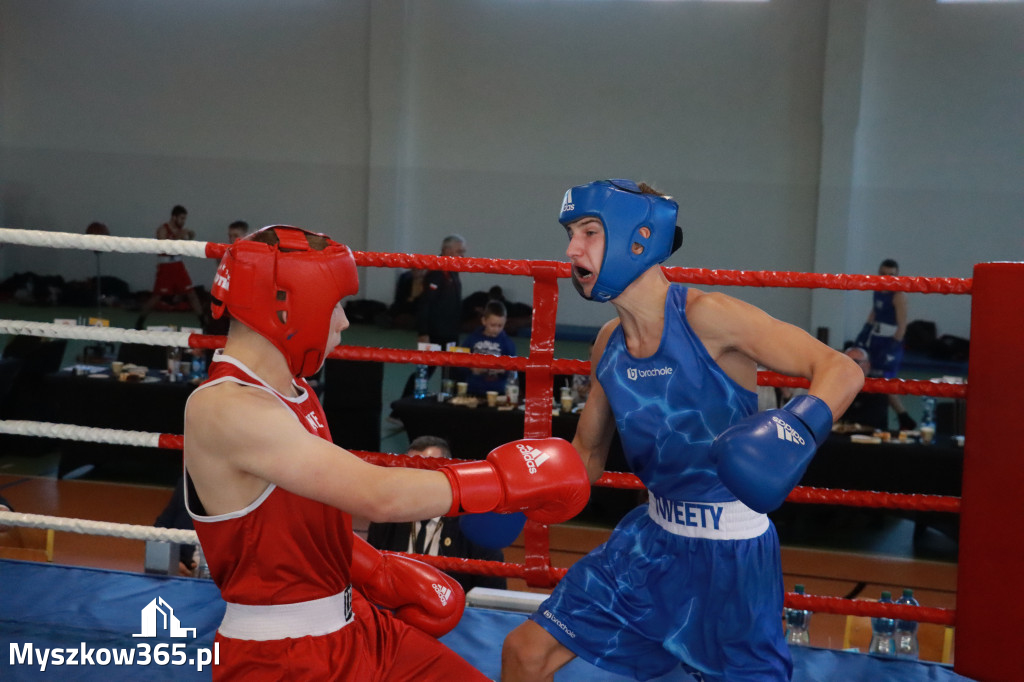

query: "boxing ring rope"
xmin=0 ymin=419 xmax=964 ymax=519
xmin=0 ymin=227 xmax=1019 ymax=680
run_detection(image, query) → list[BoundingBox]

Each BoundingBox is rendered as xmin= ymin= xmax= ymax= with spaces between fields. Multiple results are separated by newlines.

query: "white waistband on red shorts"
xmin=218 ymin=586 xmax=353 ymax=641
xmin=647 ymin=493 xmax=768 ymax=540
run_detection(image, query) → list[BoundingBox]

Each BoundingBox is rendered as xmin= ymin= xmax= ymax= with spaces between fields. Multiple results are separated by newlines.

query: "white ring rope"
xmin=0 ymin=420 xmax=163 ymax=448
xmin=0 ymin=319 xmax=193 ymax=347
xmin=0 ymin=227 xmax=211 ymax=257
xmin=0 ymin=511 xmax=197 ymax=545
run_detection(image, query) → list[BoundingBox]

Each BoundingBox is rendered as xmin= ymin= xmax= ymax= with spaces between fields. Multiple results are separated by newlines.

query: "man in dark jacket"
xmin=416 ymin=235 xmax=467 ymax=349
xmin=367 ymin=436 xmax=507 ymax=593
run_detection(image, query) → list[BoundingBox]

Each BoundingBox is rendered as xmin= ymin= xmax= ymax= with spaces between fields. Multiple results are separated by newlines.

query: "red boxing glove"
xmin=350 ymin=535 xmax=464 ymax=638
xmin=440 ymin=437 xmax=590 ymax=525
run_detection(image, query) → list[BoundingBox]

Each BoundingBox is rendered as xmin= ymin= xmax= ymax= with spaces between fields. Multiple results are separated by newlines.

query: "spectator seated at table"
xmin=390 ymin=267 xmax=428 ymax=328
xmin=367 ymin=436 xmax=507 ymax=593
xmin=461 ymin=300 xmax=517 ymax=397
xmin=462 ymin=285 xmax=533 ymax=335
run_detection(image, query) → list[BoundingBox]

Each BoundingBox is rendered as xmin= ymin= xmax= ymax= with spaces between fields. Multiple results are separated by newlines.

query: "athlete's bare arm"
xmin=571 ymin=320 xmax=619 ymax=482
xmin=184 ymin=382 xmax=453 ymax=521
xmin=892 ymin=290 xmax=908 ymax=341
xmin=686 ymin=289 xmax=863 ymax=419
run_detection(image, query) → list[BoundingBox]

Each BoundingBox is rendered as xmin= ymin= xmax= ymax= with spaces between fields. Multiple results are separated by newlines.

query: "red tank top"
xmin=187 ymin=353 xmax=353 ymax=605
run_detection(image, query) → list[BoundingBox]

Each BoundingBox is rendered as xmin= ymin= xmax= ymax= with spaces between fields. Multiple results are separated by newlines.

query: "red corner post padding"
xmin=955 ymin=262 xmax=1024 ymax=681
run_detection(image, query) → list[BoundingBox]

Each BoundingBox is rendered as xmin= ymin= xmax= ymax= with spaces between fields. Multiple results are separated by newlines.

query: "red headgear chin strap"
xmin=210 ymin=225 xmax=359 ymax=377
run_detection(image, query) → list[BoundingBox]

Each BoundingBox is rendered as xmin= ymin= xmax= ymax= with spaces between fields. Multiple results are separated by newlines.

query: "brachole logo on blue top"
xmin=626 ymin=366 xmax=673 ymax=381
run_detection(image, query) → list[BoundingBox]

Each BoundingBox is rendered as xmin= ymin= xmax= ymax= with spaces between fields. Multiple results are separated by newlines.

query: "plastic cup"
xmin=486 ymin=391 xmax=498 ymax=407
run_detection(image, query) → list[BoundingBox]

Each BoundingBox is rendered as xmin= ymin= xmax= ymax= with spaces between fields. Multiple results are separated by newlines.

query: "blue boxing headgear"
xmin=559 ymin=179 xmax=682 ymax=302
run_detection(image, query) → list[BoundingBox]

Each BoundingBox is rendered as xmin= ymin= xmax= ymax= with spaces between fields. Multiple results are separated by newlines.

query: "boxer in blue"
xmin=501 ymin=180 xmax=865 ymax=681
xmin=855 ymin=258 xmax=915 ymax=430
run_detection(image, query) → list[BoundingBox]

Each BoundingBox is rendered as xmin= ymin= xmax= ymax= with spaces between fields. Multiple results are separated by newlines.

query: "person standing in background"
xmin=135 ymin=205 xmax=205 ymax=329
xmin=227 ymin=220 xmax=249 ymax=243
xmin=856 ymin=258 xmax=915 ymax=430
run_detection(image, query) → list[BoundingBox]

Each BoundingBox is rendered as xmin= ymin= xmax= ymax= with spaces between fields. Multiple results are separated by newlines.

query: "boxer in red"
xmin=184 ymin=225 xmax=590 ymax=680
xmin=135 ymin=205 xmax=206 ymax=329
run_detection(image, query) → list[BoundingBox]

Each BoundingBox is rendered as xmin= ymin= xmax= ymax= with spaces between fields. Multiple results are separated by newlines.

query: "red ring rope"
xmin=75 ymin=243 xmax=1005 ymax=671
xmin=2 ymin=231 xmax=1008 ymax=676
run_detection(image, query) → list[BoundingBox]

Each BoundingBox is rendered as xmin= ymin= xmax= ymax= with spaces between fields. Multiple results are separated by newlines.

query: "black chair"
xmin=0 ymin=336 xmax=67 ymax=420
xmin=0 ymin=358 xmax=24 ymax=415
xmin=116 ymin=343 xmax=169 ymax=369
xmin=2 ymin=335 xmax=67 ymax=373
xmin=322 ymin=359 xmax=384 ymax=452
xmin=841 ymin=392 xmax=890 ymax=431
xmin=0 ymin=336 xmax=67 ymax=454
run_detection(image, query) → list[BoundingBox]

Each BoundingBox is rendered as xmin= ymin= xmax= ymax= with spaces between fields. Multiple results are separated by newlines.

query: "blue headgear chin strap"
xmin=559 ymin=179 xmax=682 ymax=302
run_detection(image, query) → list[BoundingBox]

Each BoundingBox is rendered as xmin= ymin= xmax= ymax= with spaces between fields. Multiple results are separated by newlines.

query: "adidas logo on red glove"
xmin=350 ymin=536 xmax=466 ymax=638
xmin=441 ymin=437 xmax=591 ymax=524
xmin=432 ymin=583 xmax=452 ymax=607
xmin=516 ymin=442 xmax=551 ymax=473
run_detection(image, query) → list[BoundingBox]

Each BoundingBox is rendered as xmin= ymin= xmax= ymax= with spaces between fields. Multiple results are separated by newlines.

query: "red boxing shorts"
xmin=212 ymin=590 xmax=486 ymax=681
xmin=153 ymin=260 xmax=194 ymax=296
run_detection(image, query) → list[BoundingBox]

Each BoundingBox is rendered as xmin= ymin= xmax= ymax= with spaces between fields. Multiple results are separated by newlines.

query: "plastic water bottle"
xmin=193 ymin=543 xmax=211 ymax=579
xmin=921 ymin=397 xmax=936 ymax=424
xmin=191 ymin=353 xmax=206 ymax=381
xmin=413 ymin=364 xmax=429 ymax=399
xmin=920 ymin=397 xmax=937 ymax=444
xmin=505 ymin=371 xmax=519 ymax=405
xmin=869 ymin=591 xmax=897 ymax=657
xmin=784 ymin=584 xmax=811 ymax=646
xmin=894 ymin=588 xmax=920 ymax=659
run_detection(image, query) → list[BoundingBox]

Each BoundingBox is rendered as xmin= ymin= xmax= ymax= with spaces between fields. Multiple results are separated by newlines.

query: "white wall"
xmin=0 ymin=0 xmax=371 ymax=291
xmin=2 ymin=0 xmax=1021 ymax=342
xmin=837 ymin=0 xmax=1024 ymax=342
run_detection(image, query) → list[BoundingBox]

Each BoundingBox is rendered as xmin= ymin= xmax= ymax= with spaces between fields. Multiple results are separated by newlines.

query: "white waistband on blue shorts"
xmin=647 ymin=493 xmax=768 ymax=540
xmin=874 ymin=322 xmax=899 ymax=338
xmin=218 ymin=586 xmax=353 ymax=641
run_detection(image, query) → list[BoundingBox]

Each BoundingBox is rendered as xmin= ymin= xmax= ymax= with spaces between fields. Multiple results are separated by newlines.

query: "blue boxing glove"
xmin=854 ymin=322 xmax=874 ymax=348
xmin=711 ymin=394 xmax=833 ymax=514
xmin=459 ymin=511 xmax=526 ymax=550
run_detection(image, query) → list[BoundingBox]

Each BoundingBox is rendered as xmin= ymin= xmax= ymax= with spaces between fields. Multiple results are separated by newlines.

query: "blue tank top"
xmin=596 ymin=285 xmax=757 ymax=502
xmin=873 ymin=291 xmax=897 ymax=326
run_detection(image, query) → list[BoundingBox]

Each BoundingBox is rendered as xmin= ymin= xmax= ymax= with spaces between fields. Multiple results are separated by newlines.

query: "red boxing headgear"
xmin=210 ymin=225 xmax=359 ymax=377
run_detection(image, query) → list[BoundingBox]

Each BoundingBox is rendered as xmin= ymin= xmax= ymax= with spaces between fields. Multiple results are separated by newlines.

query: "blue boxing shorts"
xmin=867 ymin=334 xmax=904 ymax=379
xmin=530 ymin=501 xmax=792 ymax=681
